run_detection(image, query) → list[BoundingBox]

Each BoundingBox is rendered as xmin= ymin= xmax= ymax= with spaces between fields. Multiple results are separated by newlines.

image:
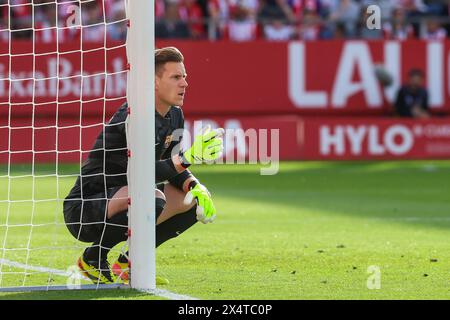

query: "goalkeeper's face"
xmin=156 ymin=62 xmax=188 ymax=107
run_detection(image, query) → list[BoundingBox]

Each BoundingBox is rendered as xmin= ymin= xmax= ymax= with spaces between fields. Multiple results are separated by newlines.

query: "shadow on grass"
xmin=193 ymin=161 xmax=450 ymax=231
xmin=0 ymin=288 xmax=162 ymax=300
xmin=3 ymin=161 xmax=450 ymax=232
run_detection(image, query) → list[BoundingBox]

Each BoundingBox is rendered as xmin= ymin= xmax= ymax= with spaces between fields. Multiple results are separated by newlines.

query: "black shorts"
xmin=63 ymin=186 xmax=127 ymax=243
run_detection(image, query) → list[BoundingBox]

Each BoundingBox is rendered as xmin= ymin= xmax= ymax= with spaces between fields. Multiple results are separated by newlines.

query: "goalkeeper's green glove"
xmin=182 ymin=126 xmax=224 ymax=165
xmin=184 ymin=183 xmax=216 ymax=224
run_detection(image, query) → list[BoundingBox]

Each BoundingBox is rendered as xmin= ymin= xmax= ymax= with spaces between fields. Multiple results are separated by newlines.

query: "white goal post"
xmin=126 ymin=0 xmax=155 ymax=291
xmin=0 ymin=0 xmax=155 ymax=292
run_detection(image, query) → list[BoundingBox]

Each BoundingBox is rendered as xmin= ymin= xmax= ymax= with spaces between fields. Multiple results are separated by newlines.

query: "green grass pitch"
xmin=0 ymin=161 xmax=449 ymax=300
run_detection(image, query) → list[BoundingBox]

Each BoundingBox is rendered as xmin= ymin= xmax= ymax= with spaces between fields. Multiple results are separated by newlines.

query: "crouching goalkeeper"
xmin=63 ymin=47 xmax=223 ymax=285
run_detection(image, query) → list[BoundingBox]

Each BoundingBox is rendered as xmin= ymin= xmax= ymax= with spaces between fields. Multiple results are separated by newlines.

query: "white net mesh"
xmin=0 ymin=0 xmax=129 ymax=289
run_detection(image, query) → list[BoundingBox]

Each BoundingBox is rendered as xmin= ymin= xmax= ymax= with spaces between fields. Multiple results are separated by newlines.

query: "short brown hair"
xmin=155 ymin=47 xmax=184 ymax=76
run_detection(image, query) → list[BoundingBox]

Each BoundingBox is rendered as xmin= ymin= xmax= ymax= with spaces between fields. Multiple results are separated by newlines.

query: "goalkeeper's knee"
xmin=155 ymin=190 xmax=166 ymax=222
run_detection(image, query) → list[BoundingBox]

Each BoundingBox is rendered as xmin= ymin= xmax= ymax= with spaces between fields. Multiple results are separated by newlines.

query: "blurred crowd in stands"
xmin=0 ymin=0 xmax=449 ymax=42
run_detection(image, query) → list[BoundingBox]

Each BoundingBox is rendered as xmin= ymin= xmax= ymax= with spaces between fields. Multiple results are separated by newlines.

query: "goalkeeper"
xmin=63 ymin=47 xmax=223 ymax=285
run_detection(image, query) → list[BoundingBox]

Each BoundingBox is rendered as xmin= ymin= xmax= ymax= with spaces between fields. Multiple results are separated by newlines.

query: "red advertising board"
xmin=0 ymin=115 xmax=299 ymax=164
xmin=185 ymin=116 xmax=300 ymax=161
xmin=188 ymin=116 xmax=450 ymax=161
xmin=0 ymin=41 xmax=128 ymax=119
xmin=2 ymin=115 xmax=450 ymax=163
xmin=1 ymin=40 xmax=450 ymax=118
xmin=298 ymin=117 xmax=450 ymax=160
xmin=165 ymin=41 xmax=450 ymax=115
xmin=161 ymin=40 xmax=450 ymax=116
xmin=1 ymin=40 xmax=450 ymax=163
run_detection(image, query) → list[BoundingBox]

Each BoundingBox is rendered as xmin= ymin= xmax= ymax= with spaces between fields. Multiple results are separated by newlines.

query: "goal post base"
xmin=0 ymin=285 xmax=196 ymax=300
xmin=0 ymin=0 xmax=155 ymax=293
xmin=0 ymin=284 xmax=129 ymax=293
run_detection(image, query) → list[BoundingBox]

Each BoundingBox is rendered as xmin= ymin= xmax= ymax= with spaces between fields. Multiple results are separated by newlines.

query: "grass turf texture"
xmin=0 ymin=161 xmax=449 ymax=300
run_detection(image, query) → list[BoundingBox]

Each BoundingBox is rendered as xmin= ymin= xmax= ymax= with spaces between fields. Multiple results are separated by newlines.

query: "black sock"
xmin=116 ymin=197 xmax=167 ymax=263
xmin=118 ymin=253 xmax=129 ymax=263
xmin=118 ymin=205 xmax=198 ymax=261
xmin=84 ymin=211 xmax=128 ymax=263
xmin=156 ymin=205 xmax=197 ymax=248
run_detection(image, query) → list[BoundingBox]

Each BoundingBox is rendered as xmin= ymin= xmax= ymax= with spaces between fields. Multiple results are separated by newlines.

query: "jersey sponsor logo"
xmin=164 ymin=135 xmax=173 ymax=148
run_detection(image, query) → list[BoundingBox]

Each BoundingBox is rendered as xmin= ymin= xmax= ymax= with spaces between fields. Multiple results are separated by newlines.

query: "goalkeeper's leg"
xmin=78 ymin=211 xmax=128 ymax=284
xmin=65 ymin=187 xmax=167 ymax=284
xmin=113 ymin=184 xmax=198 ymax=283
xmin=73 ymin=187 xmax=134 ymax=284
xmin=155 ymin=183 xmax=199 ymax=246
xmin=64 ymin=187 xmax=128 ymax=284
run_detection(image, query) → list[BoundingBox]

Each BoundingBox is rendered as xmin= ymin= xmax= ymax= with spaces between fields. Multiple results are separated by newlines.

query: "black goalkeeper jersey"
xmin=66 ymin=102 xmax=185 ymax=199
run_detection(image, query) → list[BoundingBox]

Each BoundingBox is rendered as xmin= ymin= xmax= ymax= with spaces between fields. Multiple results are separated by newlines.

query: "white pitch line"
xmin=0 ymin=259 xmax=75 ymax=278
xmin=370 ymin=217 xmax=450 ymax=222
xmin=150 ymin=289 xmax=198 ymax=300
xmin=0 ymin=258 xmax=198 ymax=300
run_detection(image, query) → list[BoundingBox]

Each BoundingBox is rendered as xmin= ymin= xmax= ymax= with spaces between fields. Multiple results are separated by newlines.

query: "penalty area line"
xmin=0 ymin=258 xmax=198 ymax=300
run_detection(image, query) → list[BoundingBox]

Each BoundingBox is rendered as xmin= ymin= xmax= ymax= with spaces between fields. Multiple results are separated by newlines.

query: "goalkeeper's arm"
xmin=170 ymin=170 xmax=217 ymax=224
xmin=156 ymin=126 xmax=224 ymax=183
xmin=168 ymin=169 xmax=199 ymax=193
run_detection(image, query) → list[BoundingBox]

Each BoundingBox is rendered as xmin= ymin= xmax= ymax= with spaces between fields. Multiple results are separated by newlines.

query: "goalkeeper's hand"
xmin=182 ymin=126 xmax=224 ymax=165
xmin=183 ymin=183 xmax=216 ymax=224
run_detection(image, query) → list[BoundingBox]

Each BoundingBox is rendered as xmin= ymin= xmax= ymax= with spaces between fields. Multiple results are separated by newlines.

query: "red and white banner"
xmin=2 ymin=40 xmax=450 ymax=163
xmin=0 ymin=42 xmax=127 ymax=119
xmin=162 ymin=40 xmax=450 ymax=116
xmin=298 ymin=117 xmax=450 ymax=160
xmin=2 ymin=40 xmax=450 ymax=118
xmin=185 ymin=116 xmax=300 ymax=161
xmin=2 ymin=115 xmax=450 ymax=163
xmin=188 ymin=116 xmax=450 ymax=161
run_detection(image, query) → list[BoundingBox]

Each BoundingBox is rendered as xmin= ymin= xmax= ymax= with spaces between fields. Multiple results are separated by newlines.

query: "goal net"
xmin=0 ymin=0 xmax=154 ymax=291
